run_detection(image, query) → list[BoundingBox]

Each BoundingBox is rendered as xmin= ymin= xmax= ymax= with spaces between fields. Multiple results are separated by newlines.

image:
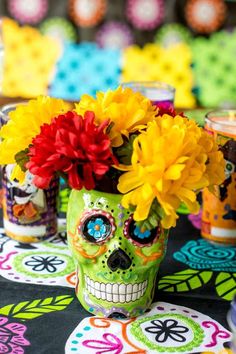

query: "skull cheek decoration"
xmin=67 ymin=189 xmax=168 ymax=318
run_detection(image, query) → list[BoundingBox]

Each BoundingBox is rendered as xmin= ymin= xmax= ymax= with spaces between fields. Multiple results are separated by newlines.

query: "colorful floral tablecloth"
xmin=0 ymin=213 xmax=234 ymax=354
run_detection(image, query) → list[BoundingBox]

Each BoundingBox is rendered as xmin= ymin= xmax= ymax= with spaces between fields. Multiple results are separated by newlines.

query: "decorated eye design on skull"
xmin=78 ymin=209 xmax=116 ymax=244
xmin=225 ymin=160 xmax=235 ymax=174
xmin=124 ymin=215 xmax=161 ymax=247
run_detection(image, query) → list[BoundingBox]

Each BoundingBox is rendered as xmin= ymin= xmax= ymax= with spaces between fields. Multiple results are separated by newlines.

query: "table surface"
xmin=0 ymin=212 xmax=234 ymax=354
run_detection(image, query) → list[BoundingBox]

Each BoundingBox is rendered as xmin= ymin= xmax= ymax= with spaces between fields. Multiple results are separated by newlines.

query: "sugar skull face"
xmin=5 ymin=164 xmax=38 ymax=204
xmin=67 ymin=189 xmax=168 ymax=318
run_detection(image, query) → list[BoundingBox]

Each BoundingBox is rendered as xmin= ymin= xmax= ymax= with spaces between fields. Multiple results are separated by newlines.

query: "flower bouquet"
xmin=0 ymin=87 xmax=225 ymax=317
xmin=0 ymin=97 xmax=69 ymax=242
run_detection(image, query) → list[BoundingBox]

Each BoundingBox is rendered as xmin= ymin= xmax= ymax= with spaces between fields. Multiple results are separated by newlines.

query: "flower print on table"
xmin=0 ymin=295 xmax=74 ymax=321
xmin=158 ymin=268 xmax=236 ymax=301
xmin=0 ymin=294 xmax=74 ymax=353
xmin=145 ymin=318 xmax=189 ymax=343
xmin=24 ymin=255 xmax=65 ymax=273
xmin=14 ymin=251 xmax=74 ymax=279
xmin=0 ymin=233 xmax=75 ymax=288
xmin=65 ymin=301 xmax=231 ymax=354
xmin=174 ymin=239 xmax=236 ymax=272
xmin=134 ymin=313 xmax=204 ymax=352
xmin=83 ymin=333 xmax=123 ymax=354
xmin=157 ymin=239 xmax=236 ymax=301
xmin=0 ymin=316 xmax=30 ymax=354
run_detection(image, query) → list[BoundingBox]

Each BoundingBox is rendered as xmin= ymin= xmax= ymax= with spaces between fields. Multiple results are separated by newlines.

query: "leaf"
xmin=106 ymin=121 xmax=115 ymax=135
xmin=115 ymin=134 xmax=137 ymax=165
xmin=59 ymin=188 xmax=71 ymax=213
xmin=215 ymin=272 xmax=236 ymax=301
xmin=15 ymin=148 xmax=29 ymax=172
xmin=0 ymin=295 xmax=74 ymax=321
xmin=158 ymin=269 xmax=213 ymax=292
xmin=136 ymin=199 xmax=163 ymax=231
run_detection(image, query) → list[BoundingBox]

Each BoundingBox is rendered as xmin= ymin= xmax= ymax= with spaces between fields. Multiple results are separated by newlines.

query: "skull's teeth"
xmin=85 ymin=276 xmax=148 ymax=303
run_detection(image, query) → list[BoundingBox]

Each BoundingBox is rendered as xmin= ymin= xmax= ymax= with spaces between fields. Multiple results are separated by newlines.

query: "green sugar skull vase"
xmin=2 ymin=89 xmax=225 ymax=319
xmin=67 ymin=189 xmax=168 ymax=318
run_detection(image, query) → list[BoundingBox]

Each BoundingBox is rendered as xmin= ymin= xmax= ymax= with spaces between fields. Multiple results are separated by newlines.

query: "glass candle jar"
xmin=202 ymin=110 xmax=236 ymax=245
xmin=121 ymin=81 xmax=175 ymax=110
xmin=0 ymin=103 xmax=59 ymax=243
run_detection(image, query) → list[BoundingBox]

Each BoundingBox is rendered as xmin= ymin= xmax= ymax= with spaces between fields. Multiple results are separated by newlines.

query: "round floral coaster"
xmin=96 ymin=21 xmax=134 ymax=49
xmin=7 ymin=0 xmax=48 ymax=24
xmin=0 ymin=232 xmax=75 ymax=288
xmin=65 ymin=301 xmax=231 ymax=353
xmin=69 ymin=0 xmax=107 ymax=27
xmin=185 ymin=0 xmax=227 ymax=34
xmin=40 ymin=17 xmax=77 ymax=44
xmin=126 ymin=0 xmax=165 ymax=30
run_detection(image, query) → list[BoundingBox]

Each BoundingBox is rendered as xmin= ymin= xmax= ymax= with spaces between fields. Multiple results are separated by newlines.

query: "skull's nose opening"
xmin=108 ymin=312 xmax=128 ymax=319
xmin=107 ymin=248 xmax=132 ymax=272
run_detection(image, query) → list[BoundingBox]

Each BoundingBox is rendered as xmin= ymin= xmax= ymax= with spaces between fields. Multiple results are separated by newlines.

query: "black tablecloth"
xmin=0 ymin=214 xmax=234 ymax=354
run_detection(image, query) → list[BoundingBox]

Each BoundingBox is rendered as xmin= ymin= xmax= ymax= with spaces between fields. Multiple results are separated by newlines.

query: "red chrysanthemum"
xmin=27 ymin=111 xmax=117 ymax=189
xmin=156 ymin=104 xmax=185 ymax=118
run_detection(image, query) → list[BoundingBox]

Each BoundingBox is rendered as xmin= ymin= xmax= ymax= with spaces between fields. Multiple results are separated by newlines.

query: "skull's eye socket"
xmin=225 ymin=161 xmax=234 ymax=173
xmin=124 ymin=215 xmax=161 ymax=246
xmin=79 ymin=210 xmax=115 ymax=243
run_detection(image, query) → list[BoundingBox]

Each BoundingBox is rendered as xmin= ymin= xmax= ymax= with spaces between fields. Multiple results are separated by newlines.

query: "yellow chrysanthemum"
xmin=117 ymin=114 xmax=225 ymax=229
xmin=75 ymin=86 xmax=157 ymax=147
xmin=0 ymin=96 xmax=69 ymax=181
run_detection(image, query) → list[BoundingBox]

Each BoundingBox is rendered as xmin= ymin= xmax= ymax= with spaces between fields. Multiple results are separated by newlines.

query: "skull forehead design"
xmin=67 ymin=189 xmax=168 ymax=318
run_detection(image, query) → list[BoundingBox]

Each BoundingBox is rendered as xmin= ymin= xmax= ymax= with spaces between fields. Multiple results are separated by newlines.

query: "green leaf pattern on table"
xmin=216 ymin=272 xmax=236 ymax=301
xmin=158 ymin=269 xmax=213 ymax=292
xmin=0 ymin=295 xmax=74 ymax=320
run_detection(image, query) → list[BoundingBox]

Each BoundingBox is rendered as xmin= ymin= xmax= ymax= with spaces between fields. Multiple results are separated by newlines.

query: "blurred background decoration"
xmin=1 ymin=0 xmax=236 ymax=108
